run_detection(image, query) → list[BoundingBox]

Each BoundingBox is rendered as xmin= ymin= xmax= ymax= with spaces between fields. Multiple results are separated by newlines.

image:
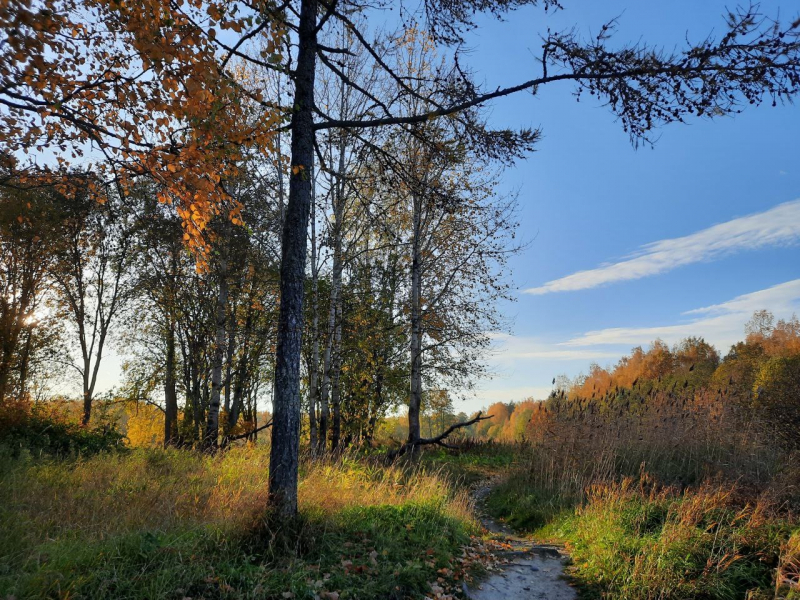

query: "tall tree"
xmin=0 ymin=186 xmax=64 ymax=402
xmin=267 ymin=0 xmax=799 ymax=514
xmin=51 ymin=186 xmax=135 ymax=425
xmin=129 ymin=189 xmax=186 ymax=446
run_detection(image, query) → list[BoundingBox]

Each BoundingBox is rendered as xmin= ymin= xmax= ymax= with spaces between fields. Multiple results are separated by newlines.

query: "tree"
xmin=0 ymin=186 xmax=65 ymax=402
xmin=124 ymin=172 xmax=281 ymax=448
xmin=337 ymin=247 xmax=409 ymax=446
xmin=50 ymin=185 xmax=136 ymax=425
xmin=4 ymin=0 xmax=799 ymax=517
xmin=0 ymin=0 xmax=285 ymax=260
xmin=752 ymin=355 xmax=800 ymax=450
xmin=746 ymin=309 xmax=776 ymax=341
xmin=128 ymin=187 xmax=188 ymax=446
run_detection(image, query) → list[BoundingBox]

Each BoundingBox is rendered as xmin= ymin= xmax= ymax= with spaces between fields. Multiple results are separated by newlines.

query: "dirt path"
xmin=463 ymin=484 xmax=577 ymax=600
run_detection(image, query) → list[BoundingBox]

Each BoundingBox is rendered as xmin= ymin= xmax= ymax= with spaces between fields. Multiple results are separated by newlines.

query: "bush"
xmin=0 ymin=400 xmax=125 ymax=458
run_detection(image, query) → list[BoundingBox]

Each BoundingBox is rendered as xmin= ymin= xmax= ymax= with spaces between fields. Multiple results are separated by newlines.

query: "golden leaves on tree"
xmin=0 ymin=0 xmax=286 ymax=269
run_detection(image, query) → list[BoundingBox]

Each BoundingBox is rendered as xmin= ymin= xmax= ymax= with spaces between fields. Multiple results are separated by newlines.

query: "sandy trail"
xmin=463 ymin=484 xmax=577 ymax=600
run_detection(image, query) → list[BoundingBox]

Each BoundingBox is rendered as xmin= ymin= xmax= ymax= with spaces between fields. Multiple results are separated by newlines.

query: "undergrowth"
xmin=0 ymin=446 xmax=481 ymax=600
xmin=418 ymin=441 xmax=517 ymax=486
xmin=486 ymin=447 xmax=799 ymax=600
xmin=0 ymin=400 xmax=125 ymax=458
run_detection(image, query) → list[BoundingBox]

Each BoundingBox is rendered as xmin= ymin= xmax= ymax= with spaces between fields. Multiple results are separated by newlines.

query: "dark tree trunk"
xmin=269 ymin=0 xmax=318 ymax=517
xmin=408 ymin=194 xmax=423 ymax=446
xmin=0 ymin=348 xmax=14 ymax=403
xmin=228 ymin=358 xmax=247 ymax=431
xmin=308 ymin=189 xmax=320 ymax=451
xmin=164 ymin=321 xmax=179 ymax=446
xmin=225 ymin=309 xmax=253 ymax=441
xmin=81 ymin=387 xmax=92 ymax=426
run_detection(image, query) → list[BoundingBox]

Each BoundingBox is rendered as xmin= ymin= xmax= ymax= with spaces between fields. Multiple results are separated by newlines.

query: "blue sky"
xmin=78 ymin=1 xmax=800 ymax=413
xmin=454 ymin=0 xmax=800 ymax=410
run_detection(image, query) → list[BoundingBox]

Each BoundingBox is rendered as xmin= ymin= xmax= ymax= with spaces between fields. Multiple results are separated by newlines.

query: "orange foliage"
xmin=125 ymin=403 xmax=164 ymax=447
xmin=473 ymin=314 xmax=800 ymax=466
xmin=0 ymin=0 xmax=285 ymax=267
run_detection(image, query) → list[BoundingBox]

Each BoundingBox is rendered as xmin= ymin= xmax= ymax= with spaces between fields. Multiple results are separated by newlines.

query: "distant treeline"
xmin=466 ymin=310 xmax=799 ymax=489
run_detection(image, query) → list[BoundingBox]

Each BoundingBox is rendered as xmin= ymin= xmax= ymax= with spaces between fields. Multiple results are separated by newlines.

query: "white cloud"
xmin=562 ymin=279 xmax=800 ymax=350
xmin=475 ymin=386 xmax=553 ymax=404
xmin=525 ymin=200 xmax=800 ymax=295
xmin=488 ymin=332 xmax=620 ymax=361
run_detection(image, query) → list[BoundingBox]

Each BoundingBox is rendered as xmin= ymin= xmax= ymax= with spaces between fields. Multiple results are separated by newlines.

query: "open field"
xmin=0 ymin=446 xmax=482 ymax=600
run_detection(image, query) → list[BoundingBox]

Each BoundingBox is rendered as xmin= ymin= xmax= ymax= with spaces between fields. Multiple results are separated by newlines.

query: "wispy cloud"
xmin=562 ymin=279 xmax=800 ymax=350
xmin=489 ymin=332 xmax=620 ymax=361
xmin=525 ymin=200 xmax=800 ymax=295
xmin=476 ymin=385 xmax=553 ymax=404
xmin=470 ymin=334 xmax=621 ymax=409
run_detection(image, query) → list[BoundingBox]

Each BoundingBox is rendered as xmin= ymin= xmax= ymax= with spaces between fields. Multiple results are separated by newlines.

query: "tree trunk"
xmin=318 ymin=303 xmax=332 ymax=451
xmin=224 ymin=316 xmax=236 ymax=417
xmin=307 ymin=189 xmax=320 ymax=451
xmin=228 ymin=354 xmax=248 ymax=432
xmin=327 ymin=133 xmax=347 ymax=452
xmin=164 ymin=320 xmax=179 ymax=446
xmin=408 ymin=194 xmax=423 ymax=446
xmin=330 ymin=296 xmax=342 ymax=451
xmin=269 ymin=0 xmax=317 ymax=517
xmin=81 ymin=362 xmax=92 ymax=426
xmin=205 ymin=251 xmax=229 ymax=450
xmin=190 ymin=351 xmax=201 ymax=442
xmin=325 ymin=236 xmax=344 ymax=452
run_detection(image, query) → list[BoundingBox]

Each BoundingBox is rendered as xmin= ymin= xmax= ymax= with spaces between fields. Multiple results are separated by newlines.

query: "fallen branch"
xmin=387 ymin=412 xmax=492 ymax=460
xmin=225 ymin=419 xmax=273 ymax=443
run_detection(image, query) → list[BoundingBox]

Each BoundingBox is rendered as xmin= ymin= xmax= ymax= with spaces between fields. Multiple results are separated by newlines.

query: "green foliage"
xmin=752 ymin=355 xmax=800 ymax=450
xmin=486 ymin=480 xmax=575 ymax=532
xmin=0 ymin=402 xmax=125 ymax=458
xmin=1 ymin=504 xmax=471 ymax=600
xmin=419 ymin=441 xmax=517 ymax=485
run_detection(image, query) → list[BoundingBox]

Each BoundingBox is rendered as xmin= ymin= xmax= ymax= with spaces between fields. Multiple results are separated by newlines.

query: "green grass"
xmin=0 ymin=400 xmax=125 ymax=458
xmin=1 ymin=503 xmax=472 ymax=600
xmin=487 ymin=474 xmax=798 ymax=600
xmin=485 ymin=480 xmax=575 ymax=531
xmin=418 ymin=442 xmax=517 ymax=486
xmin=0 ymin=447 xmax=483 ymax=600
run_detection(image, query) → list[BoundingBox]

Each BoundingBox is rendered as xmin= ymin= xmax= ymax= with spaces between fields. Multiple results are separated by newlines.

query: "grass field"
xmin=2 ymin=436 xmax=798 ymax=600
xmin=0 ymin=446 xmax=485 ymax=600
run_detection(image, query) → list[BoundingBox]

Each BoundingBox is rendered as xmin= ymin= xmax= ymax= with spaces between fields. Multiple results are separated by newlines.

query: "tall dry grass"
xmin=0 ymin=445 xmax=478 ymax=599
xmin=484 ymin=382 xmax=800 ymax=599
xmin=0 ymin=445 xmax=474 ymax=545
xmin=556 ymin=477 xmax=796 ymax=600
xmin=523 ymin=386 xmax=798 ymax=499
